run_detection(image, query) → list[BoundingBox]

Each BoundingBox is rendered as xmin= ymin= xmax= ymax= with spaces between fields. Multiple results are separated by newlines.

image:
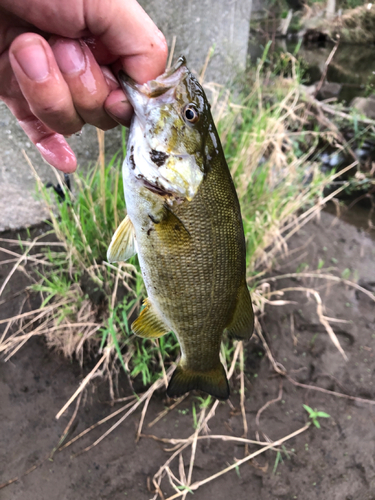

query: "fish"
xmin=107 ymin=56 xmax=254 ymax=400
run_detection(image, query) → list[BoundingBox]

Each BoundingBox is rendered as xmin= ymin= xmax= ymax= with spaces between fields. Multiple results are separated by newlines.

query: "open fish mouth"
xmin=118 ymin=56 xmax=189 ymax=115
xmin=118 ymin=56 xmax=187 ymax=105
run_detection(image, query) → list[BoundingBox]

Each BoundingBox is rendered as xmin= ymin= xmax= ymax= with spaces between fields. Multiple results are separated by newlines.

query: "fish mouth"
xmin=118 ymin=56 xmax=188 ymax=107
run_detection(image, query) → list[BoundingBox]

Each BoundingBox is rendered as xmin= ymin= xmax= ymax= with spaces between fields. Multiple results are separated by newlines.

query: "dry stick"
xmin=72 ymin=370 xmax=174 ymax=458
xmin=0 ymin=302 xmax=63 ymax=338
xmin=181 ymin=409 xmax=206 ymax=500
xmin=0 ymin=242 xmax=33 ymax=297
xmin=286 ymin=375 xmax=375 ymax=405
xmin=199 ymin=45 xmax=215 ymax=84
xmin=59 ymin=397 xmax=137 ymax=451
xmin=318 ymin=100 xmax=375 ymax=125
xmin=178 ymin=454 xmax=187 ymax=489
xmin=141 ymin=433 xmax=271 ymax=447
xmin=51 ymin=392 xmax=83 ymax=458
xmin=239 ymin=343 xmax=248 ymax=455
xmin=97 ymin=128 xmax=106 ymax=224
xmin=148 ymin=396 xmax=188 ymax=429
xmin=136 ymin=392 xmax=153 ymax=442
xmin=255 ymin=320 xmax=285 ymax=376
xmin=0 ymin=246 xmax=54 ymax=266
xmin=267 ymin=286 xmax=347 ymax=360
xmin=260 ymin=273 xmax=375 ymax=304
xmin=0 ymin=462 xmax=42 ymax=491
xmin=152 ymin=442 xmax=192 ymax=500
xmin=0 ymin=293 xmax=28 ymax=345
xmin=56 ymin=353 xmax=108 ymax=419
xmin=167 ymin=35 xmax=177 ymax=69
xmin=0 ymin=237 xmax=64 ymax=247
xmin=313 ymin=39 xmax=340 ymax=100
xmin=255 ymin=380 xmax=283 ymax=442
xmin=164 ymin=424 xmax=310 ymax=500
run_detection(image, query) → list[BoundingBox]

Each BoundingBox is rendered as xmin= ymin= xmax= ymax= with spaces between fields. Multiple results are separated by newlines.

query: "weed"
xmin=303 ymin=404 xmax=331 ymax=428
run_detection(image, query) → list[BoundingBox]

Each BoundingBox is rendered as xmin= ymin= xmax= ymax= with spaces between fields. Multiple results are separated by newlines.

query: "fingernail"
xmin=14 ymin=41 xmax=49 ymax=81
xmin=52 ymin=40 xmax=85 ymax=75
xmin=101 ymin=66 xmax=119 ymax=90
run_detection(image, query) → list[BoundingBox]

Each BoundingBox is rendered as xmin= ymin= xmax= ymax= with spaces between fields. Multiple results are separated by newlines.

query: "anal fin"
xmin=107 ymin=215 xmax=136 ymax=263
xmin=167 ymin=362 xmax=229 ymax=400
xmin=131 ymin=299 xmax=170 ymax=339
xmin=225 ymin=280 xmax=254 ymax=341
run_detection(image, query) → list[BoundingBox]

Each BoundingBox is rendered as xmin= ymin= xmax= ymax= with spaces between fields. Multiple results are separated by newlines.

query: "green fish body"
xmin=108 ymin=57 xmax=254 ymax=400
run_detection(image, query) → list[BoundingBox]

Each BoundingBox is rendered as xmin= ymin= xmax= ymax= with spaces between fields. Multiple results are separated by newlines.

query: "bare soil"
xmin=1 ymin=208 xmax=375 ymax=500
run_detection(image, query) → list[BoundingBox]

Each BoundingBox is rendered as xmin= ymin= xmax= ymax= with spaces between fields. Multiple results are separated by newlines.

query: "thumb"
xmin=84 ymin=0 xmax=168 ymax=84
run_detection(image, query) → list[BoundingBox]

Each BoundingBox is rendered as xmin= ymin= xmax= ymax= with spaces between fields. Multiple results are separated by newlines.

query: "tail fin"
xmin=167 ymin=363 xmax=230 ymax=400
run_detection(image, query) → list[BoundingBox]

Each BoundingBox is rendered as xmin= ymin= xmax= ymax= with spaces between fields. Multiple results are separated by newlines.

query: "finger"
xmin=84 ymin=0 xmax=168 ymax=84
xmin=9 ymin=33 xmax=84 ymax=136
xmin=0 ymin=48 xmax=77 ymax=172
xmin=5 ymin=95 xmax=77 ymax=172
xmin=104 ymin=88 xmax=132 ymax=127
xmin=5 ymin=0 xmax=168 ymax=85
xmin=50 ymin=37 xmax=118 ymax=131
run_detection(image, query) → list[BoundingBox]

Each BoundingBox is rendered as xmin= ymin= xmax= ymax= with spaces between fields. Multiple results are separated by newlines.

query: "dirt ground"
xmin=0 ymin=208 xmax=375 ymax=500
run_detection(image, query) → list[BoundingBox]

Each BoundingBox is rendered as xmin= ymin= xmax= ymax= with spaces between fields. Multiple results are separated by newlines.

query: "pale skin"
xmin=0 ymin=0 xmax=168 ymax=172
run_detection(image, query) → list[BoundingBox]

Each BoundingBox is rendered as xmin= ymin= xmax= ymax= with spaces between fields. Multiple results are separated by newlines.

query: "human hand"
xmin=0 ymin=0 xmax=168 ymax=172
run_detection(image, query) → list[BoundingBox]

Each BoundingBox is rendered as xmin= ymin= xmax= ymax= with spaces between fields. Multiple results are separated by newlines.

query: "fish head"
xmin=119 ymin=57 xmax=216 ymax=201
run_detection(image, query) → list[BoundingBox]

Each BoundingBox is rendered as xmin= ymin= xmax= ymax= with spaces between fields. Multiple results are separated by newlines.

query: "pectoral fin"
xmin=107 ymin=215 xmax=136 ymax=263
xmin=225 ymin=281 xmax=254 ymax=341
xmin=131 ymin=299 xmax=170 ymax=339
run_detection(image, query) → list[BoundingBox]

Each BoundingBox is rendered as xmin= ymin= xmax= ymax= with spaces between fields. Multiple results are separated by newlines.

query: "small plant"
xmin=303 ymin=404 xmax=331 ymax=428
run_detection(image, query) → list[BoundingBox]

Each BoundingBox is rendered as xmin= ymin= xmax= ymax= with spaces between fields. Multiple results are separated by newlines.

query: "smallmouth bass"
xmin=108 ymin=57 xmax=254 ymax=400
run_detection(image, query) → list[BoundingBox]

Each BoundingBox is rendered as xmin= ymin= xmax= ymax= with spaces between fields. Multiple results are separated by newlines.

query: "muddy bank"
xmin=0 ymin=209 xmax=375 ymax=499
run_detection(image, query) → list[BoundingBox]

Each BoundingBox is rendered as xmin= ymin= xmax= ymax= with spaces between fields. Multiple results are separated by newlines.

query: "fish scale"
xmin=107 ymin=57 xmax=254 ymax=399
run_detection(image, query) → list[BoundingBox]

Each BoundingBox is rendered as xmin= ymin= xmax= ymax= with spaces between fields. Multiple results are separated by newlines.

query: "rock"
xmin=351 ymin=95 xmax=375 ymax=120
xmin=317 ymin=81 xmax=342 ymax=100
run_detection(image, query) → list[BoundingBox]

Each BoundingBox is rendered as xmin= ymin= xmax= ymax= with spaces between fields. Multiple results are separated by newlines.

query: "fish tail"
xmin=167 ymin=362 xmax=229 ymax=400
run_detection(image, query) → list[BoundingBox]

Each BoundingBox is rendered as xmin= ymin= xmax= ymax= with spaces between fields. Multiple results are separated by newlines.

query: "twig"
xmin=167 ymin=36 xmax=177 ymax=69
xmin=0 ymin=242 xmax=34 ymax=298
xmin=56 ymin=353 xmax=108 ymax=419
xmin=259 ymin=273 xmax=375 ymax=303
xmin=164 ymin=424 xmax=310 ymax=499
xmin=51 ymin=391 xmax=83 ymax=458
xmin=312 ymin=39 xmax=339 ymax=100
xmin=148 ymin=396 xmax=188 ymax=429
xmin=239 ymin=343 xmax=248 ymax=455
xmin=256 ymin=380 xmax=283 ymax=442
xmin=59 ymin=397 xmax=137 ymax=451
xmin=72 ymin=369 xmax=173 ymax=457
xmin=286 ymin=375 xmax=375 ymax=405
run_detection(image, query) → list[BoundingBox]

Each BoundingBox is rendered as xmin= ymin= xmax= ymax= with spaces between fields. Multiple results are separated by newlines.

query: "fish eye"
xmin=183 ymin=104 xmax=199 ymax=124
